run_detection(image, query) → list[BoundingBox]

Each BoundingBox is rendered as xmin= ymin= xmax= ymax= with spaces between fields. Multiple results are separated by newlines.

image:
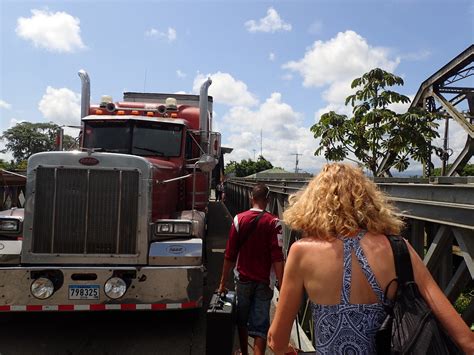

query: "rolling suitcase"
xmin=206 ymin=291 xmax=236 ymax=355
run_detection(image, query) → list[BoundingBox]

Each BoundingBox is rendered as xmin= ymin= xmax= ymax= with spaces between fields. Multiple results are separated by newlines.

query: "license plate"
xmin=68 ymin=285 xmax=100 ymax=300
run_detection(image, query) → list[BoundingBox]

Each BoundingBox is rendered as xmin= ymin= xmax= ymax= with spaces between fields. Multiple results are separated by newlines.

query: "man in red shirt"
xmin=218 ymin=183 xmax=284 ymax=355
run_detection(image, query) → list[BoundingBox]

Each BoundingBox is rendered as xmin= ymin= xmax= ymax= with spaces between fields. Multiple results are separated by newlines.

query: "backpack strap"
xmin=386 ymin=235 xmax=414 ymax=283
xmin=236 ymin=210 xmax=266 ymax=252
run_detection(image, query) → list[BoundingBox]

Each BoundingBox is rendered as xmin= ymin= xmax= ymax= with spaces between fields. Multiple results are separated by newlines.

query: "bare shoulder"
xmin=363 ymin=231 xmax=392 ymax=249
xmin=289 ymin=237 xmax=334 ymax=256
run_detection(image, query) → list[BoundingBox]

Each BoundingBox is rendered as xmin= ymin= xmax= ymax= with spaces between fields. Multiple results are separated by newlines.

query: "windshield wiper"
xmin=133 ymin=146 xmax=165 ymax=156
xmin=81 ymin=147 xmax=125 ymax=153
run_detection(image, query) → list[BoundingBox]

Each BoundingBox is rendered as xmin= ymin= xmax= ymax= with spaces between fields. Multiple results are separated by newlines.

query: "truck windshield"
xmin=132 ymin=121 xmax=182 ymax=157
xmin=83 ymin=120 xmax=183 ymax=157
xmin=83 ymin=121 xmax=130 ymax=153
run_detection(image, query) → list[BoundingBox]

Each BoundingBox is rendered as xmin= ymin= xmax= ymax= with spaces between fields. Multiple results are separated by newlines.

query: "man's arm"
xmin=218 ymin=217 xmax=239 ymax=293
xmin=272 ymin=261 xmax=284 ymax=290
xmin=270 ymin=218 xmax=285 ymax=289
xmin=218 ymin=258 xmax=236 ymax=293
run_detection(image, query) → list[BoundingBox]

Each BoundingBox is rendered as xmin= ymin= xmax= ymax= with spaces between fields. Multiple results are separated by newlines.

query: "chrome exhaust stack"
xmin=199 ymin=78 xmax=212 ymax=154
xmin=78 ymin=69 xmax=90 ymax=119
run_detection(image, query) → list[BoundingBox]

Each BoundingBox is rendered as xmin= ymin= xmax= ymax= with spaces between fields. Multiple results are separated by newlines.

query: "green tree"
xmin=0 ymin=159 xmax=10 ymax=170
xmin=224 ymin=160 xmax=237 ymax=175
xmin=225 ymin=156 xmax=273 ymax=177
xmin=1 ymin=122 xmax=78 ymax=164
xmin=432 ymin=163 xmax=474 ymax=176
xmin=311 ymin=68 xmax=440 ymax=176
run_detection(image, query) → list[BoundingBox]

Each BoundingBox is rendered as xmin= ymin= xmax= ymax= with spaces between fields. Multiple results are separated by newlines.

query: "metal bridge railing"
xmin=225 ymin=176 xmax=474 ymax=341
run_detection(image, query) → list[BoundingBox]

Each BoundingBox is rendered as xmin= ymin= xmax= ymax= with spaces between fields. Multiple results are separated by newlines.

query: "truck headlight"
xmin=174 ymin=223 xmax=191 ymax=234
xmin=0 ymin=219 xmax=19 ymax=232
xmin=157 ymin=223 xmax=173 ymax=233
xmin=154 ymin=220 xmax=192 ymax=237
xmin=31 ymin=278 xmax=54 ymax=299
xmin=104 ymin=277 xmax=127 ymax=299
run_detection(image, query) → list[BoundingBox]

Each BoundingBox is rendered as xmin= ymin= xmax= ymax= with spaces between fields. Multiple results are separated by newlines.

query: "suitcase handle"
xmin=209 ymin=291 xmax=228 ymax=311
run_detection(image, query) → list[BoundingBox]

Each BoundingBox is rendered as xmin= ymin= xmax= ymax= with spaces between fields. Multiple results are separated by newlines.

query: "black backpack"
xmin=376 ymin=235 xmax=462 ymax=354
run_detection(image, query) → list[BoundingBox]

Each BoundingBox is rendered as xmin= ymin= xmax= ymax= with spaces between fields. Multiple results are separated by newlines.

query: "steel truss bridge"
xmin=411 ymin=44 xmax=474 ymax=177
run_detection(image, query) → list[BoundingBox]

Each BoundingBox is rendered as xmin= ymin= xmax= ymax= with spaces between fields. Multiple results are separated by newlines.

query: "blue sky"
xmin=1 ymin=0 xmax=473 ymax=173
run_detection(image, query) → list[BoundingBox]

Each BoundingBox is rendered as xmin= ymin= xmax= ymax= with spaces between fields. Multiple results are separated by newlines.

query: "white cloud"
xmin=38 ymin=86 xmax=81 ymax=126
xmin=145 ymin=27 xmax=177 ymax=42
xmin=176 ymin=69 xmax=186 ymax=78
xmin=0 ymin=100 xmax=11 ymax=110
xmin=221 ymin=93 xmax=326 ymax=172
xmin=283 ymin=30 xmax=400 ymax=124
xmin=16 ymin=9 xmax=86 ymax=53
xmin=269 ymin=52 xmax=276 ymax=61
xmin=281 ymin=73 xmax=293 ymax=81
xmin=167 ymin=28 xmax=177 ymax=41
xmin=193 ymin=72 xmax=258 ymax=107
xmin=284 ymin=31 xmax=399 ymax=88
xmin=145 ymin=28 xmax=159 ymax=37
xmin=245 ymin=7 xmax=292 ymax=33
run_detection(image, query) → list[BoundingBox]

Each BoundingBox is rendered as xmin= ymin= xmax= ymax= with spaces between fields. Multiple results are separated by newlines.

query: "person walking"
xmin=216 ymin=181 xmax=224 ymax=201
xmin=218 ymin=183 xmax=284 ymax=355
xmin=267 ymin=163 xmax=474 ymax=354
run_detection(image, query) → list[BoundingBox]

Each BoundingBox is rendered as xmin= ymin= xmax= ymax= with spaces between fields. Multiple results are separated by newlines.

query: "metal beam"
xmin=453 ymin=228 xmax=474 ymax=278
xmin=445 ymin=261 xmax=471 ymax=303
xmin=432 ymin=91 xmax=474 ymax=138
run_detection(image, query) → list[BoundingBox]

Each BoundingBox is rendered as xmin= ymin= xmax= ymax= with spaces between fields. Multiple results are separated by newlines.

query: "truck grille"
xmin=32 ymin=167 xmax=139 ymax=255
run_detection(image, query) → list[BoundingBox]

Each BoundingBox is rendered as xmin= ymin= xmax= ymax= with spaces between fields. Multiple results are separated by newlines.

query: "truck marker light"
xmin=117 ymin=110 xmax=125 ymax=115
xmin=146 ymin=111 xmax=154 ymax=117
xmin=95 ymin=109 xmax=104 ymax=115
xmin=170 ymin=113 xmax=178 ymax=118
xmin=131 ymin=110 xmax=139 ymax=115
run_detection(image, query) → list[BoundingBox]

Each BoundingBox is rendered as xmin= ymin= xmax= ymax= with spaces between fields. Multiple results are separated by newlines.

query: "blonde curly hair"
xmin=283 ymin=163 xmax=403 ymax=239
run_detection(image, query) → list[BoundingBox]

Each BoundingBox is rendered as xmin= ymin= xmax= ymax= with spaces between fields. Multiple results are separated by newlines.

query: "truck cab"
xmin=0 ymin=71 xmax=220 ymax=311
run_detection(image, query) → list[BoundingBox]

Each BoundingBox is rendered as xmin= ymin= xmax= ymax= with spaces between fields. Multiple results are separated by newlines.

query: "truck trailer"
xmin=0 ymin=70 xmax=221 ymax=312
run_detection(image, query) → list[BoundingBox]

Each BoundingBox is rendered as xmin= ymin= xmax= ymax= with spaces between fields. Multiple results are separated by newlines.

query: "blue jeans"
xmin=236 ymin=280 xmax=274 ymax=340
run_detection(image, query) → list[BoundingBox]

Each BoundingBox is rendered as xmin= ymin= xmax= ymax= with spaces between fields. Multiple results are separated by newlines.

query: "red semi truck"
xmin=0 ymin=70 xmax=221 ymax=312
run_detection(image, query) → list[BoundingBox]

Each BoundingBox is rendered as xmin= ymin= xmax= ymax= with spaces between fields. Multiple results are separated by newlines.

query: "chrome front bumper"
xmin=0 ymin=265 xmax=203 ymax=311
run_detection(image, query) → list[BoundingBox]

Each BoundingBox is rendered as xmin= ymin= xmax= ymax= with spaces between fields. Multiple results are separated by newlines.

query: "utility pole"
xmin=260 ymin=129 xmax=263 ymax=158
xmin=291 ymin=153 xmax=301 ymax=173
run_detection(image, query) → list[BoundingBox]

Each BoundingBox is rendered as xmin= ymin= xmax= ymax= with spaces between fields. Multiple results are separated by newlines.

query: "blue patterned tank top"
xmin=311 ymin=231 xmax=388 ymax=354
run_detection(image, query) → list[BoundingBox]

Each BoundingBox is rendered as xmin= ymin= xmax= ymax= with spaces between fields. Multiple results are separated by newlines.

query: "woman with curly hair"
xmin=267 ymin=163 xmax=473 ymax=354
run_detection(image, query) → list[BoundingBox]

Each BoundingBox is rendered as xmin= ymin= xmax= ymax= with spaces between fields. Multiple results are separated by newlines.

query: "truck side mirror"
xmin=196 ymin=154 xmax=217 ymax=172
xmin=209 ymin=132 xmax=221 ymax=159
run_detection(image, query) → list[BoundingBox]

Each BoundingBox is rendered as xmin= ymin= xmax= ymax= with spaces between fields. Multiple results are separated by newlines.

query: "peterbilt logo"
xmin=166 ymin=245 xmax=186 ymax=255
xmin=0 ymin=243 xmax=4 ymax=251
xmin=79 ymin=157 xmax=99 ymax=166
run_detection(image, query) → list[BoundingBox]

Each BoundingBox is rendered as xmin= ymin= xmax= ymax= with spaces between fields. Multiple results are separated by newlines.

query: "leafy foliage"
xmin=225 ymin=155 xmax=273 ymax=177
xmin=432 ymin=163 xmax=474 ymax=176
xmin=311 ymin=68 xmax=440 ymax=176
xmin=1 ymin=122 xmax=78 ymax=165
